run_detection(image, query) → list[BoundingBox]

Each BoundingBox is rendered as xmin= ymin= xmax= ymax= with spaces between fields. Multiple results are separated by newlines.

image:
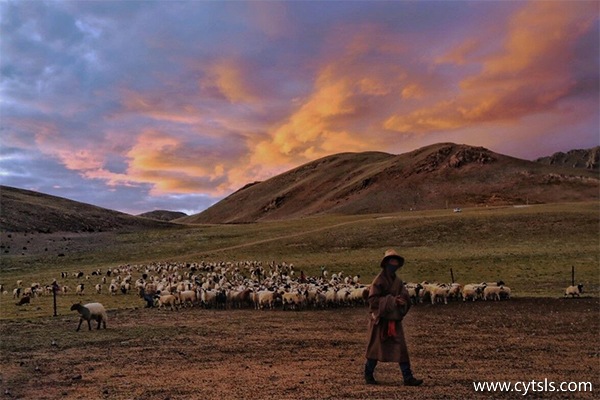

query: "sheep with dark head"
xmin=70 ymin=303 xmax=107 ymax=331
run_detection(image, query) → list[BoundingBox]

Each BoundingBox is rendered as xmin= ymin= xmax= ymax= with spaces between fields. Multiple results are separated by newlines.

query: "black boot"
xmin=400 ymin=362 xmax=423 ymax=386
xmin=364 ymin=359 xmax=378 ymax=385
xmin=403 ymin=376 xmax=424 ymax=386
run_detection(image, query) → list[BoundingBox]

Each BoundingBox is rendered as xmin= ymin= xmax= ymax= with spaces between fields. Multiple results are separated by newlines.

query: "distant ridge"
xmin=535 ymin=146 xmax=599 ymax=170
xmin=0 ymin=186 xmax=175 ymax=233
xmin=180 ymin=143 xmax=600 ymax=224
xmin=138 ymin=210 xmax=187 ymax=222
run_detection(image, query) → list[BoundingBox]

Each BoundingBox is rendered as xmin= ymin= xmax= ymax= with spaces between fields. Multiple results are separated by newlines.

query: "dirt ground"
xmin=0 ymin=298 xmax=598 ymax=400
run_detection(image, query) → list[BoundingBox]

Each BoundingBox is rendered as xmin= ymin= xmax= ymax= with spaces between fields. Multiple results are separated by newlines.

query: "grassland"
xmin=1 ymin=202 xmax=598 ymax=318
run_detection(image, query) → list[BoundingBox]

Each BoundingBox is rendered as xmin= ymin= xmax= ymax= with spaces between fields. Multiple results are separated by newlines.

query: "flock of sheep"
xmin=3 ymin=260 xmax=585 ymax=330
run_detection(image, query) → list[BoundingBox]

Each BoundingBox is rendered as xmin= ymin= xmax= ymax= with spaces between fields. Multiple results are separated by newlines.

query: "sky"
xmin=1 ymin=1 xmax=598 ymax=215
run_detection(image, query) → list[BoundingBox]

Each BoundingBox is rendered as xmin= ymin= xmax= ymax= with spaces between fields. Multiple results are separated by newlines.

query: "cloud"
xmin=1 ymin=1 xmax=598 ymax=214
xmin=201 ymin=59 xmax=259 ymax=104
xmin=384 ymin=1 xmax=599 ymax=134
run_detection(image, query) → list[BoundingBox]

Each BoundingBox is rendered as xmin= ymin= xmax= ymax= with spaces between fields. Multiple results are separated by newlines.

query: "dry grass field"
xmin=0 ymin=298 xmax=597 ymax=399
xmin=1 ymin=202 xmax=598 ymax=399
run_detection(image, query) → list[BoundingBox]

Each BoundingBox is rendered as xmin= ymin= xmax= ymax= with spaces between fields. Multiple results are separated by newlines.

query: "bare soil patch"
xmin=1 ymin=298 xmax=598 ymax=399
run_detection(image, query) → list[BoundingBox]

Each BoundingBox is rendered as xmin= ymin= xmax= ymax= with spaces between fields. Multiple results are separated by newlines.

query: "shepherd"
xmin=364 ymin=249 xmax=423 ymax=386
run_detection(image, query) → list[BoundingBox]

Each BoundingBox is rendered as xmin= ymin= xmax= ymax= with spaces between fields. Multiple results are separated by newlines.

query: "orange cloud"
xmin=202 ymin=59 xmax=258 ymax=104
xmin=250 ymin=26 xmax=413 ymax=168
xmin=124 ymin=129 xmax=247 ymax=195
xmin=385 ymin=1 xmax=597 ymax=134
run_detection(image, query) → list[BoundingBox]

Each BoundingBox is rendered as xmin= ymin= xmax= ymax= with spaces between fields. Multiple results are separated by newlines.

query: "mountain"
xmin=181 ymin=143 xmax=600 ymax=224
xmin=0 ymin=186 xmax=175 ymax=233
xmin=138 ymin=210 xmax=188 ymax=221
xmin=535 ymin=147 xmax=599 ymax=170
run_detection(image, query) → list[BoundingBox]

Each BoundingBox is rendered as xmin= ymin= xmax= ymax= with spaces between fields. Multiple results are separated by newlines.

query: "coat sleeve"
xmin=368 ymin=281 xmax=397 ymax=323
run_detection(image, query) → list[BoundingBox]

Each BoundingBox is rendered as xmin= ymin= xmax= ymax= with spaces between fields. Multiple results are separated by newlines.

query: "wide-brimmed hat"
xmin=380 ymin=249 xmax=405 ymax=268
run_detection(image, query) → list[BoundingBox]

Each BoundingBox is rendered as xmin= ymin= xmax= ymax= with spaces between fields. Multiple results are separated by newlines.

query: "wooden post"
xmin=571 ymin=266 xmax=575 ymax=287
xmin=450 ymin=268 xmax=455 ymax=284
xmin=53 ymin=286 xmax=57 ymax=317
xmin=52 ymin=281 xmax=59 ymax=317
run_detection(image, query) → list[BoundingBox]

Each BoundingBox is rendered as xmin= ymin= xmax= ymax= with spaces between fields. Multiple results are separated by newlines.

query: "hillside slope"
xmin=0 ymin=186 xmax=175 ymax=233
xmin=182 ymin=143 xmax=599 ymax=224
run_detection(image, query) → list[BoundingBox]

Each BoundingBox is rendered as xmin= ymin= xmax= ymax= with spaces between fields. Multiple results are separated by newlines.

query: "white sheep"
xmin=483 ymin=286 xmax=502 ymax=301
xmin=95 ymin=284 xmax=102 ymax=294
xmin=70 ymin=303 xmax=108 ymax=331
xmin=177 ymin=290 xmax=197 ymax=307
xmin=564 ymin=284 xmax=584 ymax=298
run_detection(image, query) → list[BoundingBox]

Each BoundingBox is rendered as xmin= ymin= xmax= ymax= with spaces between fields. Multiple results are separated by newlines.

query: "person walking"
xmin=364 ymin=249 xmax=423 ymax=386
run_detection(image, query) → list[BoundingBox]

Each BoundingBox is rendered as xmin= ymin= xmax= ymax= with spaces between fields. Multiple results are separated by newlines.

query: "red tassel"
xmin=387 ymin=320 xmax=397 ymax=337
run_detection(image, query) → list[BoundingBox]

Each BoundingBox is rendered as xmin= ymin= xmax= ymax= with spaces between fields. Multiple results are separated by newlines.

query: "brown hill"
xmin=535 ymin=146 xmax=599 ymax=170
xmin=0 ymin=186 xmax=175 ymax=233
xmin=138 ymin=210 xmax=188 ymax=221
xmin=181 ymin=143 xmax=600 ymax=224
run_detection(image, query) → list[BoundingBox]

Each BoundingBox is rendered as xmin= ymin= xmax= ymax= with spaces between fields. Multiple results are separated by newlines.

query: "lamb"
xmin=70 ymin=303 xmax=108 ymax=331
xmin=564 ymin=284 xmax=584 ymax=298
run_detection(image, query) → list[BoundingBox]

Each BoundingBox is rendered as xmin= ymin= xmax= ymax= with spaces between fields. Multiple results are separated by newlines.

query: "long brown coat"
xmin=365 ymin=269 xmax=412 ymax=363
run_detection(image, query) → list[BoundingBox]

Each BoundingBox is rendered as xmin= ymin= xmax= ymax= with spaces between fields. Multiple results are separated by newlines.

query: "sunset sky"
xmin=1 ymin=1 xmax=598 ymax=215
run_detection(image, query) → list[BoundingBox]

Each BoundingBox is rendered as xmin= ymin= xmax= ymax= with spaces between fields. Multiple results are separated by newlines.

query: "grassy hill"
xmin=0 ymin=186 xmax=175 ymax=233
xmin=182 ymin=143 xmax=599 ymax=224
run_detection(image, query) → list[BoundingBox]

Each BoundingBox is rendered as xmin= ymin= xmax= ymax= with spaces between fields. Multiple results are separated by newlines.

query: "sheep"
xmin=282 ymin=289 xmax=306 ymax=311
xmin=70 ymin=303 xmax=108 ymax=331
xmin=462 ymin=285 xmax=480 ymax=302
xmin=564 ymin=284 xmax=584 ymax=298
xmin=15 ymin=295 xmax=30 ymax=306
xmin=109 ymin=283 xmax=118 ymax=295
xmin=405 ymin=283 xmax=422 ymax=304
xmin=12 ymin=287 xmax=21 ymax=299
xmin=154 ymin=294 xmax=179 ymax=311
xmin=448 ymin=283 xmax=463 ymax=301
xmin=76 ymin=283 xmax=85 ymax=295
xmin=483 ymin=285 xmax=502 ymax=301
xmin=177 ymin=290 xmax=197 ymax=307
xmin=200 ymin=288 xmax=217 ymax=308
xmin=256 ymin=290 xmax=277 ymax=310
xmin=430 ymin=284 xmax=450 ymax=305
xmin=499 ymin=286 xmax=511 ymax=300
xmin=95 ymin=284 xmax=102 ymax=294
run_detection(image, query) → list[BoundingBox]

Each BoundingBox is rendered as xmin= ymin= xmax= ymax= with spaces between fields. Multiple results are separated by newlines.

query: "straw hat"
xmin=380 ymin=249 xmax=405 ymax=268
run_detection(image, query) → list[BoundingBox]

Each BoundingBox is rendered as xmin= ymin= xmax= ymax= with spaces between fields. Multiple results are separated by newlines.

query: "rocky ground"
xmin=0 ymin=298 xmax=598 ymax=399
